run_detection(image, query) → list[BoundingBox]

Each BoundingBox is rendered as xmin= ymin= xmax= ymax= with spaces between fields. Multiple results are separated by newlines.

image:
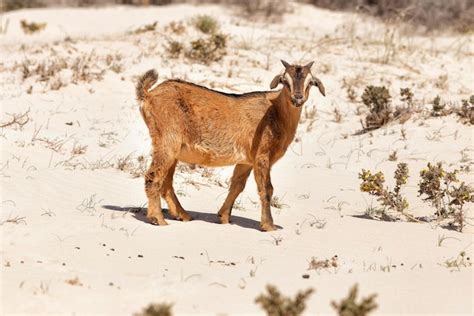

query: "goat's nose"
xmin=294 ymin=95 xmax=303 ymax=100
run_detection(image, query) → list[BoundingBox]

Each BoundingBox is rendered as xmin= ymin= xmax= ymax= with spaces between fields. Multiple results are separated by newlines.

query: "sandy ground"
xmin=1 ymin=2 xmax=473 ymax=315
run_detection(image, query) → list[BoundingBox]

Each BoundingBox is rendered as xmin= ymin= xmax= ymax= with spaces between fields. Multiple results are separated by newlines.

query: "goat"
xmin=136 ymin=60 xmax=325 ymax=231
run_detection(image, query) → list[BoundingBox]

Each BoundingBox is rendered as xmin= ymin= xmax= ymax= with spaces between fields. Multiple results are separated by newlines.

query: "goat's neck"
xmin=273 ymin=88 xmax=302 ymax=137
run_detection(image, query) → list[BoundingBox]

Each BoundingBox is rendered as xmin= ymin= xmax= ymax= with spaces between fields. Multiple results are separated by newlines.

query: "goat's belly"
xmin=176 ymin=144 xmax=250 ymax=167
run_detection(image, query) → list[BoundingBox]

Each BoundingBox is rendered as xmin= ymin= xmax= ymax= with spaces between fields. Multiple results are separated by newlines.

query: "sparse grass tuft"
xmin=165 ymin=40 xmax=184 ymax=58
xmin=331 ymin=284 xmax=377 ymax=316
xmin=255 ymin=284 xmax=314 ymax=316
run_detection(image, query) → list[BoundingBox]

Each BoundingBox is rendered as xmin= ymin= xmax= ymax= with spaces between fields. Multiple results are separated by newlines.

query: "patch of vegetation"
xmin=134 ymin=302 xmax=173 ymax=316
xmin=308 ymin=255 xmax=339 ymax=271
xmin=305 ymin=0 xmax=474 ymax=33
xmin=255 ymin=284 xmax=314 ymax=316
xmin=441 ymin=251 xmax=472 ymax=271
xmin=20 ymin=20 xmax=46 ymax=34
xmin=2 ymin=0 xmax=43 ymax=11
xmin=134 ymin=21 xmax=158 ymax=34
xmin=185 ymin=32 xmax=228 ymax=64
xmin=431 ymin=95 xmax=448 ymax=116
xmin=360 ymin=85 xmax=392 ymax=131
xmin=418 ymin=162 xmax=473 ymax=232
xmin=165 ymin=20 xmax=186 ymax=34
xmin=359 ymin=163 xmax=410 ymax=220
xmin=193 ymin=15 xmax=218 ymax=34
xmin=331 ymin=284 xmax=378 ymax=316
xmin=457 ymin=95 xmax=474 ymax=125
xmin=165 ymin=40 xmax=184 ymax=58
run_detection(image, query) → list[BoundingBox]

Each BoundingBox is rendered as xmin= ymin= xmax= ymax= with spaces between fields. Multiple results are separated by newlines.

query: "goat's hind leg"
xmin=218 ymin=164 xmax=252 ymax=224
xmin=161 ymin=160 xmax=192 ymax=222
xmin=145 ymin=154 xmax=176 ymax=226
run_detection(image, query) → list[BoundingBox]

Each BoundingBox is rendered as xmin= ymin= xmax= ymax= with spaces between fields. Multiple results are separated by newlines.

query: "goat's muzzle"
xmin=291 ymin=95 xmax=304 ymax=107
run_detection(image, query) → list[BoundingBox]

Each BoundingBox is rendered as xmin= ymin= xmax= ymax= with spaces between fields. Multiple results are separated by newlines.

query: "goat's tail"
xmin=136 ymin=69 xmax=159 ymax=102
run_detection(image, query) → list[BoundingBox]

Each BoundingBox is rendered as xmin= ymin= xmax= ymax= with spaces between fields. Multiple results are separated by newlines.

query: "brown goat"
xmin=136 ymin=60 xmax=325 ymax=231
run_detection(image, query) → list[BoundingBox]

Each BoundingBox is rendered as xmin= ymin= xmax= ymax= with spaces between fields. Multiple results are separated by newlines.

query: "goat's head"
xmin=270 ymin=60 xmax=326 ymax=107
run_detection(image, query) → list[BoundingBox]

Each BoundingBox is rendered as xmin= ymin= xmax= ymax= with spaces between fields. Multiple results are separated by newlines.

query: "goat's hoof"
xmin=260 ymin=222 xmax=276 ymax=232
xmin=147 ymin=216 xmax=168 ymax=226
xmin=218 ymin=214 xmax=230 ymax=224
xmin=180 ymin=212 xmax=193 ymax=222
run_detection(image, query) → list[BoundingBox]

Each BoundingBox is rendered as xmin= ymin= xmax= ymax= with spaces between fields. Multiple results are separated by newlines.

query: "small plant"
xmin=388 ymin=150 xmax=398 ymax=161
xmin=185 ymin=32 xmax=227 ymax=64
xmin=441 ymin=251 xmax=472 ymax=271
xmin=399 ymin=88 xmax=414 ymax=108
xmin=255 ymin=284 xmax=314 ymax=316
xmin=134 ymin=21 xmax=157 ymax=34
xmin=20 ymin=20 xmax=46 ymax=34
xmin=165 ymin=21 xmax=186 ymax=34
xmin=331 ymin=284 xmax=377 ymax=316
xmin=308 ymin=255 xmax=338 ymax=271
xmin=165 ymin=40 xmax=184 ymax=58
xmin=359 ymin=163 xmax=410 ymax=220
xmin=457 ymin=95 xmax=474 ymax=124
xmin=134 ymin=303 xmax=173 ymax=316
xmin=361 ymin=85 xmax=392 ymax=130
xmin=193 ymin=15 xmax=218 ymax=34
xmin=431 ymin=95 xmax=447 ymax=116
xmin=419 ymin=162 xmax=473 ymax=231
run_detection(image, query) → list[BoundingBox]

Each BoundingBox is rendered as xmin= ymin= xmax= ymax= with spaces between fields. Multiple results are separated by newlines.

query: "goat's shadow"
xmin=102 ymin=205 xmax=281 ymax=231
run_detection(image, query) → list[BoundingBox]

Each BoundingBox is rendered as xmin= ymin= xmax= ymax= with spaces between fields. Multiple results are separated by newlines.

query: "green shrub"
xmin=193 ymin=15 xmax=218 ymax=34
xmin=361 ymin=85 xmax=392 ymax=130
xmin=418 ymin=162 xmax=473 ymax=231
xmin=331 ymin=284 xmax=377 ymax=316
xmin=255 ymin=285 xmax=314 ymax=316
xmin=359 ymin=163 xmax=410 ymax=220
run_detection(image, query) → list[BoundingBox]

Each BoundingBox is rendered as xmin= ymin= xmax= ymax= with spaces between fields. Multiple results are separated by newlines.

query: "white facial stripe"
xmin=284 ymin=72 xmax=293 ymax=92
xmin=303 ymin=73 xmax=312 ymax=91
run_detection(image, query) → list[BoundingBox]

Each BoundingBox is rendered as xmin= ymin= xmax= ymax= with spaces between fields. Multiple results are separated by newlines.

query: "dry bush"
xmin=165 ymin=40 xmax=184 ymax=58
xmin=304 ymin=0 xmax=474 ymax=33
xmin=331 ymin=284 xmax=377 ymax=316
xmin=133 ymin=21 xmax=158 ymax=34
xmin=230 ymin=0 xmax=291 ymax=21
xmin=255 ymin=284 xmax=314 ymax=316
xmin=308 ymin=255 xmax=338 ymax=271
xmin=165 ymin=20 xmax=186 ymax=34
xmin=360 ymin=85 xmax=392 ymax=131
xmin=457 ymin=95 xmax=474 ymax=125
xmin=2 ymin=0 xmax=43 ymax=11
xmin=21 ymin=51 xmax=105 ymax=90
xmin=185 ymin=32 xmax=228 ymax=64
xmin=134 ymin=302 xmax=173 ymax=316
xmin=20 ymin=20 xmax=46 ymax=34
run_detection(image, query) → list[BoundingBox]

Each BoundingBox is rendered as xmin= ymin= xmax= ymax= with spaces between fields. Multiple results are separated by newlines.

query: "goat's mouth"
xmin=291 ymin=97 xmax=305 ymax=107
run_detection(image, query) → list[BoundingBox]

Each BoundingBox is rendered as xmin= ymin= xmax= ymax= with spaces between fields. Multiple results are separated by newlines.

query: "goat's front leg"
xmin=253 ymin=157 xmax=275 ymax=231
xmin=218 ymin=164 xmax=252 ymax=224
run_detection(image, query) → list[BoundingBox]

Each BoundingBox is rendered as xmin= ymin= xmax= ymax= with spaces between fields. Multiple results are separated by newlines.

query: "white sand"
xmin=1 ymin=2 xmax=473 ymax=315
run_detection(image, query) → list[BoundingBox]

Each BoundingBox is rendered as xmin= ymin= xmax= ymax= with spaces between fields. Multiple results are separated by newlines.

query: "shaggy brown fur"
xmin=136 ymin=60 xmax=325 ymax=231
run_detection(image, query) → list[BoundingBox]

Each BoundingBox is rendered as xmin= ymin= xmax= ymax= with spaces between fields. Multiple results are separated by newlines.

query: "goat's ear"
xmin=312 ymin=77 xmax=326 ymax=96
xmin=270 ymin=74 xmax=282 ymax=89
xmin=304 ymin=61 xmax=314 ymax=69
xmin=281 ymin=60 xmax=290 ymax=69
